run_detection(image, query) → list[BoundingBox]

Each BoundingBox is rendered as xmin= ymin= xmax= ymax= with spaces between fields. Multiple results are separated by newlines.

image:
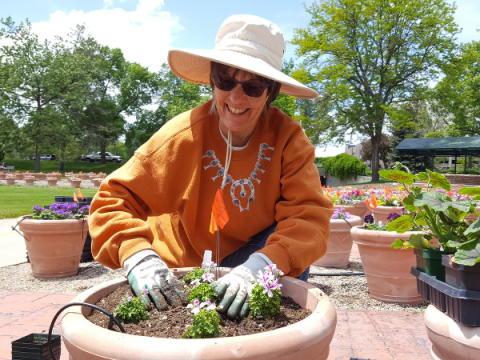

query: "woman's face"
xmin=214 ymin=68 xmax=268 ymax=146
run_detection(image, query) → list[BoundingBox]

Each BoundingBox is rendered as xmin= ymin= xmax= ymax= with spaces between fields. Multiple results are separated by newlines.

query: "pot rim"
xmin=60 ymin=271 xmax=337 ymax=358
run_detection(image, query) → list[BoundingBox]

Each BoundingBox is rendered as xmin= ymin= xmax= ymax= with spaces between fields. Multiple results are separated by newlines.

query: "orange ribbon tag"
xmin=73 ymin=193 xmax=79 ymax=203
xmin=77 ymin=188 xmax=84 ymax=200
xmin=209 ymin=189 xmax=229 ymax=234
xmin=365 ymin=199 xmax=371 ymax=210
xmin=371 ymin=194 xmax=378 ymax=209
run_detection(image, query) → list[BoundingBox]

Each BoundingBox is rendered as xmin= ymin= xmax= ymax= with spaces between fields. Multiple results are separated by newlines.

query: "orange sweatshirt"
xmin=88 ymin=100 xmax=333 ymax=277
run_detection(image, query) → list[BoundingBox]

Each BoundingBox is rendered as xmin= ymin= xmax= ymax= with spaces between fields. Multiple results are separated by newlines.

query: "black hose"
xmin=309 ymin=272 xmax=365 ymax=276
xmin=47 ymin=302 xmax=126 ymax=360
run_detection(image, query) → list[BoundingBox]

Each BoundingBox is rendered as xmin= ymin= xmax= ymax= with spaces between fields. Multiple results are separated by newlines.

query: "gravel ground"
xmin=0 ymin=178 xmax=100 ymax=189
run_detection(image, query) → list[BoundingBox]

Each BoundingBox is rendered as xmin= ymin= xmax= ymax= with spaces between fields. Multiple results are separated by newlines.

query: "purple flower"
xmin=364 ymin=214 xmax=375 ymax=224
xmin=187 ymin=299 xmax=203 ymax=315
xmin=79 ymin=205 xmax=90 ymax=214
xmin=200 ymin=298 xmax=217 ymax=311
xmin=32 ymin=205 xmax=43 ymax=212
xmin=387 ymin=213 xmax=401 ymax=223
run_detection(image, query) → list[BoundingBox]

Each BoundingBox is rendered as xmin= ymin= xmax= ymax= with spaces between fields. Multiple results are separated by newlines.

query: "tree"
xmin=360 ymin=134 xmax=392 ymax=168
xmin=292 ymin=0 xmax=459 ymax=180
xmin=436 ymin=40 xmax=480 ymax=137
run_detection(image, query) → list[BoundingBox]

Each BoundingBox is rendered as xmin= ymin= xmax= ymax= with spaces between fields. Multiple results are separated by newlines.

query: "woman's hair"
xmin=209 ymin=61 xmax=281 ymax=118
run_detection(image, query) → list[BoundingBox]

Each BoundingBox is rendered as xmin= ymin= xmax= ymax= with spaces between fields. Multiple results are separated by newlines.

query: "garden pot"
xmin=351 ymin=226 xmax=423 ymax=304
xmin=60 ymin=268 xmax=337 ymax=360
xmin=91 ymin=178 xmax=102 ymax=187
xmin=333 ymin=203 xmax=370 ymax=218
xmin=70 ymin=179 xmax=82 ymax=188
xmin=24 ymin=177 xmax=36 ymax=186
xmin=0 ymin=173 xmax=6 ymax=180
xmin=47 ymin=179 xmax=58 ymax=186
xmin=15 ymin=174 xmax=24 ymax=180
xmin=79 ymin=174 xmax=89 ymax=180
xmin=424 ymin=304 xmax=480 ymax=360
xmin=11 ymin=333 xmax=61 ymax=360
xmin=421 ymin=249 xmax=454 ymax=282
xmin=314 ymin=215 xmax=363 ymax=268
xmin=6 ymin=178 xmax=15 ymax=185
xmin=34 ymin=173 xmax=46 ymax=180
xmin=442 ymin=255 xmax=480 ymax=291
xmin=371 ymin=205 xmax=403 ymax=224
xmin=49 ymin=174 xmax=62 ymax=180
xmin=17 ymin=215 xmax=88 ymax=278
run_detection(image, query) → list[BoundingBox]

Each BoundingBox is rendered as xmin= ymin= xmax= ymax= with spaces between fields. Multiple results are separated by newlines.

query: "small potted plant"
xmin=34 ymin=172 xmax=46 ymax=180
xmin=70 ymin=177 xmax=82 ymax=188
xmin=6 ymin=173 xmax=16 ymax=185
xmin=314 ymin=207 xmax=363 ymax=268
xmin=326 ymin=188 xmax=371 ymax=217
xmin=17 ymin=203 xmax=90 ymax=278
xmin=46 ymin=176 xmax=59 ymax=186
xmin=365 ymin=187 xmax=406 ymax=224
xmin=24 ymin=174 xmax=36 ymax=185
xmin=91 ymin=177 xmax=103 ymax=187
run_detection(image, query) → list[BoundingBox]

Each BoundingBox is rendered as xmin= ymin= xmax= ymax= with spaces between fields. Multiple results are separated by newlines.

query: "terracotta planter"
xmin=70 ymin=179 xmax=82 ymax=188
xmin=333 ymin=203 xmax=370 ymax=218
xmin=17 ymin=215 xmax=88 ymax=278
xmin=351 ymin=226 xmax=423 ymax=304
xmin=465 ymin=207 xmax=480 ymax=223
xmin=49 ymin=173 xmax=62 ymax=180
xmin=60 ymin=268 xmax=337 ymax=360
xmin=371 ymin=206 xmax=403 ymax=224
xmin=0 ymin=173 xmax=6 ymax=180
xmin=6 ymin=178 xmax=15 ymax=185
xmin=425 ymin=304 xmax=480 ymax=360
xmin=15 ymin=174 xmax=24 ymax=180
xmin=79 ymin=174 xmax=89 ymax=180
xmin=91 ymin=178 xmax=102 ymax=187
xmin=47 ymin=179 xmax=58 ymax=186
xmin=34 ymin=173 xmax=46 ymax=180
xmin=24 ymin=177 xmax=36 ymax=186
xmin=314 ymin=215 xmax=363 ymax=268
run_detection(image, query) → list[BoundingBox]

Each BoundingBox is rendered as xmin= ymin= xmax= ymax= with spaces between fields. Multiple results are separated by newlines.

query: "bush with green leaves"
xmin=187 ymin=282 xmax=217 ymax=303
xmin=183 ymin=267 xmax=206 ymax=284
xmin=381 ymin=162 xmax=480 ymax=266
xmin=113 ymin=290 xmax=150 ymax=324
xmin=249 ymin=264 xmax=283 ymax=319
xmin=183 ymin=299 xmax=223 ymax=338
xmin=316 ymin=153 xmax=366 ymax=180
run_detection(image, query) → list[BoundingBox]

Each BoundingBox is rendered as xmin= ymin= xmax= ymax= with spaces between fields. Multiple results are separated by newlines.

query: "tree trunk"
xmin=370 ymin=134 xmax=381 ymax=181
xmin=35 ymin=145 xmax=40 ymax=173
xmin=58 ymin=141 xmax=66 ymax=172
xmin=100 ymin=139 xmax=107 ymax=165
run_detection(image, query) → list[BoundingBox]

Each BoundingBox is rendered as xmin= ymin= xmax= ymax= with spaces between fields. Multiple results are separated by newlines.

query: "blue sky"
xmin=4 ymin=0 xmax=480 ymax=155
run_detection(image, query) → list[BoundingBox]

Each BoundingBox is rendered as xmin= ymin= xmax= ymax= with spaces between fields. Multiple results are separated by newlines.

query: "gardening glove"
xmin=127 ymin=255 xmax=186 ymax=311
xmin=212 ymin=253 xmax=271 ymax=318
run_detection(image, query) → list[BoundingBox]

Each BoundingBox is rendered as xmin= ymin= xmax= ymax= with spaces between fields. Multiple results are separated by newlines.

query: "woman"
xmin=89 ymin=14 xmax=333 ymax=318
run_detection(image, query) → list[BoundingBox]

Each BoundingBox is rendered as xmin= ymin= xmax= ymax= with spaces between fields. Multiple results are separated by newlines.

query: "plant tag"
xmin=203 ymin=250 xmax=212 ymax=265
xmin=209 ymin=189 xmax=229 ymax=234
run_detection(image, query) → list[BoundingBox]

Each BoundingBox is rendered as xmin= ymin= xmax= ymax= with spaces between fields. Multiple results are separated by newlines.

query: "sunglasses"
xmin=214 ymin=75 xmax=269 ymax=98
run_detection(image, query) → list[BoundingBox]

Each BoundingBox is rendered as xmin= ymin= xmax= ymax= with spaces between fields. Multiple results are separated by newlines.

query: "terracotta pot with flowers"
xmin=6 ymin=173 xmax=16 ymax=185
xmin=0 ymin=172 xmax=6 ymax=180
xmin=15 ymin=171 xmax=24 ymax=180
xmin=47 ymin=177 xmax=59 ymax=186
xmin=70 ymin=177 xmax=82 ymax=188
xmin=91 ymin=177 xmax=103 ymax=187
xmin=78 ymin=171 xmax=89 ymax=180
xmin=34 ymin=172 xmax=46 ymax=180
xmin=366 ymin=187 xmax=406 ymax=224
xmin=380 ymin=162 xmax=480 ymax=359
xmin=24 ymin=174 xmax=36 ymax=185
xmin=17 ymin=203 xmax=90 ymax=278
xmin=60 ymin=263 xmax=337 ymax=360
xmin=351 ymin=212 xmax=423 ymax=304
xmin=326 ymin=187 xmax=371 ymax=218
xmin=314 ymin=208 xmax=363 ymax=268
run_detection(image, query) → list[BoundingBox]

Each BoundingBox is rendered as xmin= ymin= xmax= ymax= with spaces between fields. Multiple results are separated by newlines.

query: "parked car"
xmin=31 ymin=154 xmax=56 ymax=161
xmin=81 ymin=151 xmax=122 ymax=163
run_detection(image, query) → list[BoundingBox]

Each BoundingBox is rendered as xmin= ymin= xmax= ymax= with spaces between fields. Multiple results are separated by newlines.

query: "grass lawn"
xmin=0 ymin=185 xmax=99 ymax=219
xmin=2 ymin=160 xmax=123 ymax=175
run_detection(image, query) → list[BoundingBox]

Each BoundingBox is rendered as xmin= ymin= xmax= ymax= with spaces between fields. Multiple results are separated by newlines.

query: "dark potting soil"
xmin=87 ymin=284 xmax=312 ymax=338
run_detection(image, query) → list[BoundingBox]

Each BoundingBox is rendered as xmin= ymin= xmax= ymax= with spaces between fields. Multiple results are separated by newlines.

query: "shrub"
xmin=316 ymin=153 xmax=366 ymax=180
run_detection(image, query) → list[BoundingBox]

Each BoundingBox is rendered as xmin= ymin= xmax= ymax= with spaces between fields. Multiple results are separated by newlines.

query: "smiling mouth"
xmin=227 ymin=104 xmax=248 ymax=115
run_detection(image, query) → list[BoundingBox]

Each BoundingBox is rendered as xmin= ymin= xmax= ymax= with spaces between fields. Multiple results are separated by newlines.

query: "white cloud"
xmin=31 ymin=0 xmax=182 ymax=72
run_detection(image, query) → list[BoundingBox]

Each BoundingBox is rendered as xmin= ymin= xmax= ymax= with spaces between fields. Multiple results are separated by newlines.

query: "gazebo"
xmin=394 ymin=137 xmax=480 ymax=173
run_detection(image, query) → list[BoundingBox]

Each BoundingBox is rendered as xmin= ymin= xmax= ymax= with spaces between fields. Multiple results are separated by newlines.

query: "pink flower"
xmin=202 ymin=273 xmax=214 ymax=283
xmin=186 ymin=299 xmax=202 ymax=315
xmin=191 ymin=279 xmax=201 ymax=287
xmin=200 ymin=298 xmax=217 ymax=311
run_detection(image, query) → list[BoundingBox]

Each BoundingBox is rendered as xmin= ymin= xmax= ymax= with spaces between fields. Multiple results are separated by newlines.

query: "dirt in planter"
xmin=87 ymin=284 xmax=312 ymax=338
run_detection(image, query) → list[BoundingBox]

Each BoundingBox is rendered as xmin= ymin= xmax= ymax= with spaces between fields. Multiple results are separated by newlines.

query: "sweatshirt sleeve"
xmin=259 ymin=130 xmax=334 ymax=277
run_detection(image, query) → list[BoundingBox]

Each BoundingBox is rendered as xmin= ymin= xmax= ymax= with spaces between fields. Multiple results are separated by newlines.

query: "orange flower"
xmin=336 ymin=191 xmax=341 ymax=198
xmin=79 ymin=171 xmax=83 ymax=174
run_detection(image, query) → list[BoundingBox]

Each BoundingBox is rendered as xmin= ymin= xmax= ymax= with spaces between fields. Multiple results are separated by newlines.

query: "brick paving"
xmin=0 ymin=244 xmax=433 ymax=360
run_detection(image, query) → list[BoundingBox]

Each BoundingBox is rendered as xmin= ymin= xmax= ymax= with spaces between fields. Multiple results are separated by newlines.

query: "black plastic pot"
xmin=417 ymin=249 xmax=455 ymax=282
xmin=411 ymin=267 xmax=480 ymax=326
xmin=12 ymin=333 xmax=61 ymax=360
xmin=414 ymin=248 xmax=426 ymax=272
xmin=442 ymin=255 xmax=480 ymax=291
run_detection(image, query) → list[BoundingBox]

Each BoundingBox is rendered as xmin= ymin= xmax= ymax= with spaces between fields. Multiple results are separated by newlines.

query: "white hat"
xmin=168 ymin=14 xmax=318 ymax=99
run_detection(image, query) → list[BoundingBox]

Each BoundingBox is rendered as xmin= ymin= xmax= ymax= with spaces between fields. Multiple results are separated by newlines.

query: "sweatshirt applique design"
xmin=202 ymin=143 xmax=275 ymax=212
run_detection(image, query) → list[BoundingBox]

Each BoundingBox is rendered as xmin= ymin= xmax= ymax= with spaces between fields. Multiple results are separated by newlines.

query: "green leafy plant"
xmin=381 ymin=162 xmax=480 ymax=266
xmin=187 ymin=283 xmax=218 ymax=303
xmin=316 ymin=153 xmax=366 ymax=180
xmin=113 ymin=290 xmax=150 ymax=324
xmin=183 ymin=299 xmax=223 ymax=338
xmin=183 ymin=267 xmax=206 ymax=284
xmin=249 ymin=264 xmax=283 ymax=319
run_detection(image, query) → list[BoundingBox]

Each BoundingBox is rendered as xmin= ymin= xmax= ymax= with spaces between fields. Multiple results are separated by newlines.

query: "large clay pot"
xmin=49 ymin=173 xmax=62 ymax=180
xmin=17 ymin=215 xmax=88 ymax=278
xmin=6 ymin=178 xmax=15 ymax=185
xmin=425 ymin=305 xmax=480 ymax=360
xmin=60 ymin=268 xmax=337 ymax=360
xmin=79 ymin=174 xmax=89 ymax=180
xmin=35 ymin=173 xmax=46 ymax=180
xmin=24 ymin=176 xmax=36 ymax=185
xmin=371 ymin=206 xmax=403 ymax=224
xmin=333 ymin=202 xmax=370 ymax=218
xmin=70 ymin=179 xmax=82 ymax=188
xmin=91 ymin=178 xmax=102 ymax=187
xmin=15 ymin=173 xmax=24 ymax=180
xmin=314 ymin=215 xmax=363 ymax=268
xmin=47 ymin=179 xmax=58 ymax=186
xmin=0 ymin=173 xmax=6 ymax=180
xmin=351 ymin=226 xmax=423 ymax=304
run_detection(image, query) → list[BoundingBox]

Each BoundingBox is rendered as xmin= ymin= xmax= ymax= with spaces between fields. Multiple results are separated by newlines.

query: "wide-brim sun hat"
xmin=168 ymin=14 xmax=318 ymax=100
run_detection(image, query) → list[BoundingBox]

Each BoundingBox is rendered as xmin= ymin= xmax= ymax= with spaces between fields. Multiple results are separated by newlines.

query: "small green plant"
xmin=183 ymin=267 xmax=206 ymax=284
xmin=187 ymin=282 xmax=218 ymax=303
xmin=249 ymin=264 xmax=283 ymax=319
xmin=183 ymin=299 xmax=223 ymax=338
xmin=113 ymin=290 xmax=150 ymax=324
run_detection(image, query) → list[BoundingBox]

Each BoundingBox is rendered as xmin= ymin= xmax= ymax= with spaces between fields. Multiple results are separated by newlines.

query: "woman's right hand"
xmin=127 ymin=256 xmax=187 ymax=310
